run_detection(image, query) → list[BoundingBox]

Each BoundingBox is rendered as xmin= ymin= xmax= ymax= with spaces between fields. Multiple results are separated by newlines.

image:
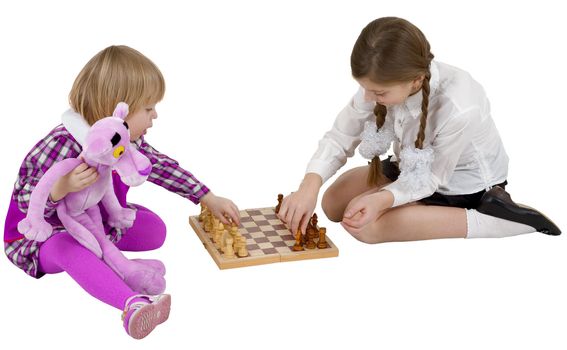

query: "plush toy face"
xmin=83 ymin=102 xmax=152 ymax=186
xmin=84 ymin=102 xmax=131 ymax=166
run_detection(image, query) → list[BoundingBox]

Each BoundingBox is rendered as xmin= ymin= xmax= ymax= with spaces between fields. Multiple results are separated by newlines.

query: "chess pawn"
xmin=275 ymin=194 xmax=283 ymax=214
xmin=236 ymin=236 xmax=249 ymax=257
xmin=223 ymin=237 xmax=236 ymax=258
xmin=292 ymin=228 xmax=304 ymax=251
xmin=214 ymin=222 xmax=225 ymax=249
xmin=305 ymin=227 xmax=317 ymax=249
xmin=317 ymin=227 xmax=329 ymax=249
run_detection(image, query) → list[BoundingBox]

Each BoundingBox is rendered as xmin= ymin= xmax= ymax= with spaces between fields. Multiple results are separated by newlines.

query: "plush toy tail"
xmin=18 ymin=158 xmax=83 ymax=241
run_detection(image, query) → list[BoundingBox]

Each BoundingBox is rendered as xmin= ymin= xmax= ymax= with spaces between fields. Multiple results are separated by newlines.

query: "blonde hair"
xmin=351 ymin=17 xmax=434 ymax=186
xmin=69 ymin=45 xmax=165 ymax=125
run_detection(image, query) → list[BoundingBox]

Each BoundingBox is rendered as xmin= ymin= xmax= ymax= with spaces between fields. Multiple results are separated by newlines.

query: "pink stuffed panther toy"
xmin=17 ymin=102 xmax=165 ymax=295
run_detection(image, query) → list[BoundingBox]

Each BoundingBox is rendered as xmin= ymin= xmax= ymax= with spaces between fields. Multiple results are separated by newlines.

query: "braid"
xmin=367 ymin=103 xmax=388 ymax=186
xmin=414 ymin=70 xmax=431 ymax=149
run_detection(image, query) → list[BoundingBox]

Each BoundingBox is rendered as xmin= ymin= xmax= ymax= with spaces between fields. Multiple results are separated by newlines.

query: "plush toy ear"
xmin=113 ymin=102 xmax=129 ymax=120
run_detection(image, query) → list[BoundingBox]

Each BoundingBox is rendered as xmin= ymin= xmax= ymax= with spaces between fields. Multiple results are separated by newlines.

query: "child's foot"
xmin=131 ymin=259 xmax=166 ymax=276
xmin=477 ymin=186 xmax=561 ymax=235
xmin=122 ymin=294 xmax=171 ymax=339
xmin=123 ymin=262 xmax=166 ymax=295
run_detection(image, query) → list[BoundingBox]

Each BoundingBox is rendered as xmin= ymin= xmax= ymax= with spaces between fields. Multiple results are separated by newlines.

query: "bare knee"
xmin=321 ymin=187 xmax=344 ymax=223
xmin=346 ymin=219 xmax=388 ymax=244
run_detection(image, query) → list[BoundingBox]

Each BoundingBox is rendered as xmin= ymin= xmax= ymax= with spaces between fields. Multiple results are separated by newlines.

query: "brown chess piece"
xmin=305 ymin=227 xmax=317 ymax=249
xmin=275 ymin=194 xmax=283 ymax=214
xmin=311 ymin=213 xmax=318 ymax=228
xmin=292 ymin=228 xmax=304 ymax=251
xmin=317 ymin=227 xmax=329 ymax=249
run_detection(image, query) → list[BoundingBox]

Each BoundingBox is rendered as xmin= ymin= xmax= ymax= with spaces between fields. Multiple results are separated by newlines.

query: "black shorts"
xmin=381 ymin=156 xmax=507 ymax=209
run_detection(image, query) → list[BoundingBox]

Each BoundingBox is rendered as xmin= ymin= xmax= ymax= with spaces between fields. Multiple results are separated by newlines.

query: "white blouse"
xmin=306 ymin=61 xmax=509 ymax=207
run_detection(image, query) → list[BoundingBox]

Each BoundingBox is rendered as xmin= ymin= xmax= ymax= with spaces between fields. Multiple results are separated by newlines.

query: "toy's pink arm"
xmin=100 ymin=175 xmax=136 ymax=229
xmin=18 ymin=158 xmax=82 ymax=241
xmin=100 ymin=175 xmax=123 ymax=215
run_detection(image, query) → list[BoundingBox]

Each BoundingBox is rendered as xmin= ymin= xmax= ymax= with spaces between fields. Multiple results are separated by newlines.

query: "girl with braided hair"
xmin=277 ymin=17 xmax=560 ymax=243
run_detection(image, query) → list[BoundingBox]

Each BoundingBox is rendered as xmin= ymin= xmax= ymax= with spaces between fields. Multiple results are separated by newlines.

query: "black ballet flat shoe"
xmin=477 ymin=186 xmax=561 ymax=236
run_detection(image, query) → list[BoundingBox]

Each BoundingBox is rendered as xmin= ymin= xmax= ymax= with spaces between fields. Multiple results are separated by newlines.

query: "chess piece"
xmin=204 ymin=210 xmax=212 ymax=233
xmin=311 ymin=213 xmax=318 ymax=228
xmin=230 ymin=224 xmax=240 ymax=237
xmin=275 ymin=194 xmax=283 ymax=214
xmin=214 ymin=222 xmax=224 ymax=249
xmin=292 ymin=228 xmax=304 ymax=251
xmin=317 ymin=227 xmax=329 ymax=249
xmin=199 ymin=203 xmax=206 ymax=222
xmin=236 ymin=236 xmax=249 ymax=257
xmin=223 ymin=237 xmax=236 ymax=258
xmin=305 ymin=227 xmax=317 ymax=249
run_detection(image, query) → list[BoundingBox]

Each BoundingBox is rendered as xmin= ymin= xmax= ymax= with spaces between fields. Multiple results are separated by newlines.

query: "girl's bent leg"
xmin=113 ymin=204 xmax=166 ymax=252
xmin=353 ymin=203 xmax=467 ymax=244
xmin=38 ymin=233 xmax=137 ymax=310
xmin=322 ymin=165 xmax=391 ymax=222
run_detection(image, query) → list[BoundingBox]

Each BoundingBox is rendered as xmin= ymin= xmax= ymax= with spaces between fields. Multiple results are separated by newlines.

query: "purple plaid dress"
xmin=4 ymin=124 xmax=209 ymax=278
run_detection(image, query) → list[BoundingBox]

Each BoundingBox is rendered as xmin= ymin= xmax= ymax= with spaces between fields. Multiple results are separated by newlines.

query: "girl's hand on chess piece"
xmin=341 ymin=190 xmax=394 ymax=235
xmin=278 ymin=173 xmax=322 ymax=236
xmin=200 ymin=192 xmax=241 ymax=226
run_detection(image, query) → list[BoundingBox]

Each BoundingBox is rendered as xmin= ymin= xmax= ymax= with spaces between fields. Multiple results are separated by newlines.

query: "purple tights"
xmin=37 ymin=204 xmax=166 ymax=310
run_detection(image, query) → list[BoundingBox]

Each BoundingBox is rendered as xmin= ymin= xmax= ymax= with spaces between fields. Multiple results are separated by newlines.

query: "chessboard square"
xmin=259 ymin=225 xmax=277 ymax=232
xmin=240 ymin=217 xmax=253 ymax=223
xmin=251 ymin=215 xmax=266 ymax=221
xmin=259 ymin=208 xmax=274 ymax=215
xmin=250 ymin=232 xmax=265 ymax=239
xmin=248 ymin=249 xmax=264 ymax=257
xmin=243 ymin=226 xmax=260 ymax=233
xmin=268 ymin=219 xmax=282 ymax=226
xmin=246 ymin=243 xmax=260 ymax=251
xmin=273 ymin=224 xmax=287 ymax=230
xmin=242 ymin=221 xmax=256 ymax=228
xmin=264 ymin=214 xmax=277 ymax=220
xmin=275 ymin=246 xmax=292 ymax=253
xmin=276 ymin=229 xmax=291 ymax=236
xmin=267 ymin=235 xmax=283 ymax=242
xmin=247 ymin=210 xmax=263 ymax=216
xmin=262 ymin=248 xmax=277 ymax=254
xmin=280 ymin=234 xmax=295 ymax=241
xmin=258 ymin=242 xmax=273 ymax=249
xmin=254 ymin=237 xmax=269 ymax=244
xmin=264 ymin=231 xmax=278 ymax=237
xmin=255 ymin=220 xmax=270 ymax=226
xmin=271 ymin=241 xmax=287 ymax=247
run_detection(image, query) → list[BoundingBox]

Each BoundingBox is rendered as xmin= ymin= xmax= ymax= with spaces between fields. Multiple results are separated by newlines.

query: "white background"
xmin=0 ymin=0 xmax=565 ymax=349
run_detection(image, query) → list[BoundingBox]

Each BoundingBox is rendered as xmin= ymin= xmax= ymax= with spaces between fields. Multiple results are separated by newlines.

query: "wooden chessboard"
xmin=189 ymin=207 xmax=339 ymax=269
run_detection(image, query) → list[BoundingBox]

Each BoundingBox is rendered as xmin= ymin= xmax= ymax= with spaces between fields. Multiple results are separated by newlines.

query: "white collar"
xmin=404 ymin=60 xmax=440 ymax=119
xmin=61 ymin=109 xmax=90 ymax=147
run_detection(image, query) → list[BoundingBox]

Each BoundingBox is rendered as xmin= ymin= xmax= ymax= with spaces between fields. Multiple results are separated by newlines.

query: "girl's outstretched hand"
xmin=200 ymin=192 xmax=241 ymax=226
xmin=277 ymin=173 xmax=322 ymax=236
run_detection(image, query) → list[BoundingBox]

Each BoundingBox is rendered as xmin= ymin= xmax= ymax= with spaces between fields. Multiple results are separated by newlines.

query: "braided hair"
xmin=351 ymin=17 xmax=434 ymax=185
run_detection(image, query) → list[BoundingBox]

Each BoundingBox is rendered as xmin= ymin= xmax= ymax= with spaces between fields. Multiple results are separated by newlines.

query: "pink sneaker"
xmin=122 ymin=294 xmax=171 ymax=339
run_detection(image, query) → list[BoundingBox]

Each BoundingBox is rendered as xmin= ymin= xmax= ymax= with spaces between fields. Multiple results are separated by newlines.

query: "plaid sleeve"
xmin=13 ymin=130 xmax=82 ymax=218
xmin=135 ymin=138 xmax=210 ymax=204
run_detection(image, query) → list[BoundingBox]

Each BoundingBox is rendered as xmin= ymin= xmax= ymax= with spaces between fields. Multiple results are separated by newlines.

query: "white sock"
xmin=465 ymin=209 xmax=536 ymax=238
